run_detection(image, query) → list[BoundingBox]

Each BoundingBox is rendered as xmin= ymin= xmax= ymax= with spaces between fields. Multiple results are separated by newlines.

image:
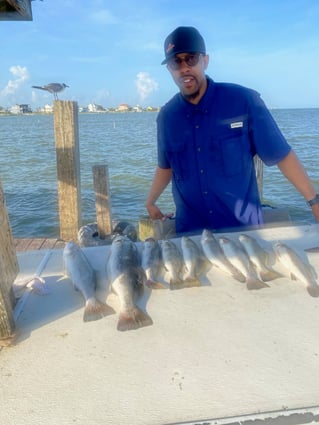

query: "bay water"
xmin=0 ymin=109 xmax=318 ymax=238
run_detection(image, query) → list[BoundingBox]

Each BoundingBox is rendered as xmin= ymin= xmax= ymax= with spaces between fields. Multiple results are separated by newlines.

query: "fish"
xmin=63 ymin=241 xmax=115 ymax=322
xmin=112 ymin=221 xmax=138 ymax=242
xmin=273 ymin=241 xmax=319 ymax=297
xmin=200 ymin=229 xmax=246 ymax=283
xmin=218 ymin=236 xmax=269 ymax=290
xmin=160 ymin=239 xmax=184 ymax=290
xmin=141 ymin=238 xmax=165 ymax=289
xmin=107 ymin=235 xmax=153 ymax=331
xmin=238 ymin=233 xmax=282 ymax=281
xmin=180 ymin=236 xmax=202 ymax=287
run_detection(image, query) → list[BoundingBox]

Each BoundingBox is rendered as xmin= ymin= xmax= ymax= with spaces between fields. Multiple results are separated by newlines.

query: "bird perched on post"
xmin=31 ymin=83 xmax=69 ymax=100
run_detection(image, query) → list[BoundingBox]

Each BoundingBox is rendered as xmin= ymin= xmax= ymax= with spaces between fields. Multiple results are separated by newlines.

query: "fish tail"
xmin=183 ymin=276 xmax=202 ymax=288
xmin=117 ymin=307 xmax=153 ymax=331
xmin=246 ymin=278 xmax=270 ymax=290
xmin=306 ymin=285 xmax=319 ymax=298
xmin=259 ymin=269 xmax=282 ymax=282
xmin=83 ymin=298 xmax=115 ymax=322
xmin=169 ymin=278 xmax=185 ymax=290
xmin=145 ymin=279 xmax=167 ymax=289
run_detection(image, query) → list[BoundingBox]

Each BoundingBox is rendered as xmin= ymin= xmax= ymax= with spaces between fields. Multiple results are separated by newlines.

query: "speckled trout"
xmin=63 ymin=241 xmax=115 ymax=322
xmin=160 ymin=239 xmax=184 ymax=290
xmin=200 ymin=229 xmax=246 ymax=283
xmin=273 ymin=241 xmax=319 ymax=297
xmin=141 ymin=238 xmax=165 ymax=289
xmin=181 ymin=236 xmax=202 ymax=287
xmin=107 ymin=235 xmax=153 ymax=331
xmin=219 ymin=236 xmax=269 ymax=290
xmin=238 ymin=233 xmax=281 ymax=281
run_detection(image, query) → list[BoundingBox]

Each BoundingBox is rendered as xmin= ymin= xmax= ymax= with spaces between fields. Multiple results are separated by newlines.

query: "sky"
xmin=1 ymin=0 xmax=319 ymax=109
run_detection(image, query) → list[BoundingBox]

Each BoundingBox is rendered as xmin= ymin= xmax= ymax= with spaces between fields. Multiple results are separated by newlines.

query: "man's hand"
xmin=146 ymin=203 xmax=174 ymax=221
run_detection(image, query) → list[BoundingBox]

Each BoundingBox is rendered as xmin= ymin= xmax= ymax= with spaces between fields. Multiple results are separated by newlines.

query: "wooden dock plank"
xmin=14 ymin=238 xmax=66 ymax=252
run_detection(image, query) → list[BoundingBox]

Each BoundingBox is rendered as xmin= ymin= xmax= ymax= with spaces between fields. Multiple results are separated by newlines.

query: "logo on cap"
xmin=166 ymin=43 xmax=175 ymax=53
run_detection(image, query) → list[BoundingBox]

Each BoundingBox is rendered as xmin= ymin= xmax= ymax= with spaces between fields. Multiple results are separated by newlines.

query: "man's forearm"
xmin=277 ymin=150 xmax=316 ymax=201
xmin=146 ymin=167 xmax=172 ymax=206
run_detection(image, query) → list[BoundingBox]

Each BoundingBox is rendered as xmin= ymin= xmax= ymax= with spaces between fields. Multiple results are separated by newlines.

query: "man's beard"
xmin=182 ymin=88 xmax=200 ymax=102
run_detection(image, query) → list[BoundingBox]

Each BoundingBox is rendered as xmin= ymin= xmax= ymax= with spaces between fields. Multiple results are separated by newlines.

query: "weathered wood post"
xmin=0 ymin=180 xmax=19 ymax=343
xmin=254 ymin=155 xmax=263 ymax=201
xmin=54 ymin=100 xmax=82 ymax=241
xmin=92 ymin=164 xmax=112 ymax=238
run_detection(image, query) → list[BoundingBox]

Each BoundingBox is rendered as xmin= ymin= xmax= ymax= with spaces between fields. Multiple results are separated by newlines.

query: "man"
xmin=146 ymin=26 xmax=319 ymax=233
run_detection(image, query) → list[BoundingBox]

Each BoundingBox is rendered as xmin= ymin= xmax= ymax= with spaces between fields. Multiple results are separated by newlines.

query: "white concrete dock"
xmin=1 ymin=224 xmax=319 ymax=425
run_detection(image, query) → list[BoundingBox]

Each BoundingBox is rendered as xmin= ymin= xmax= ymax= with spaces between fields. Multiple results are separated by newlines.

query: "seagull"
xmin=31 ymin=83 xmax=69 ymax=100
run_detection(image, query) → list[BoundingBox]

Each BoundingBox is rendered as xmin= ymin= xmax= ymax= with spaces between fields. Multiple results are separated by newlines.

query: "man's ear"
xmin=203 ymin=54 xmax=209 ymax=71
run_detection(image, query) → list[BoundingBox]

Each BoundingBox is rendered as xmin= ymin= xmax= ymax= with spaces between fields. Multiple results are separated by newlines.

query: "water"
xmin=0 ymin=109 xmax=318 ymax=238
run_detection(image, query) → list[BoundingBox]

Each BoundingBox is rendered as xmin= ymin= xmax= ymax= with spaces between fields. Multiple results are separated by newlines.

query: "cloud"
xmin=135 ymin=72 xmax=159 ymax=102
xmin=1 ymin=65 xmax=30 ymax=97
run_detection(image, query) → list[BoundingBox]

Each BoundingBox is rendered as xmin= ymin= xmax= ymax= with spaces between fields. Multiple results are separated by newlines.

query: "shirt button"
xmin=200 ymin=169 xmax=204 ymax=173
xmin=195 ymin=125 xmax=199 ymax=129
xmin=209 ymin=210 xmax=213 ymax=214
xmin=197 ymin=147 xmax=201 ymax=152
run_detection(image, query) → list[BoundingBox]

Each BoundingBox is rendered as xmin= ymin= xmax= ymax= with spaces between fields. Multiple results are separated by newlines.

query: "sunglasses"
xmin=167 ymin=53 xmax=202 ymax=70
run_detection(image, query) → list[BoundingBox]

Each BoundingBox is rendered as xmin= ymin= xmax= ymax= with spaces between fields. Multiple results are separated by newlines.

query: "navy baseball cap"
xmin=161 ymin=26 xmax=206 ymax=65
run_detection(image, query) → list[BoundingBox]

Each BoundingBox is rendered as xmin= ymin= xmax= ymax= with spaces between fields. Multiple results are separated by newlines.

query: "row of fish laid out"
xmin=144 ymin=229 xmax=319 ymax=295
xmin=59 ymin=228 xmax=319 ymax=332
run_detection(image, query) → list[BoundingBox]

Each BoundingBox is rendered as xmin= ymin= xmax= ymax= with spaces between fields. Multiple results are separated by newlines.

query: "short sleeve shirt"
xmin=157 ymin=77 xmax=291 ymax=233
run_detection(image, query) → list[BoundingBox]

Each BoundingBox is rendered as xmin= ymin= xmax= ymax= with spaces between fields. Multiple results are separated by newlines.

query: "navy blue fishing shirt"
xmin=157 ymin=77 xmax=291 ymax=233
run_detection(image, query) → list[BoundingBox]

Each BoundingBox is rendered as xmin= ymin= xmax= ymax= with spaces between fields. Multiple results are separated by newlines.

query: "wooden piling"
xmin=54 ymin=100 xmax=82 ymax=241
xmin=254 ymin=155 xmax=263 ymax=200
xmin=92 ymin=164 xmax=112 ymax=238
xmin=0 ymin=180 xmax=18 ymax=342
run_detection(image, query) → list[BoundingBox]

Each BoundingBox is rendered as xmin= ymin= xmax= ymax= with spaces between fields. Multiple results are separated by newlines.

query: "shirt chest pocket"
xmin=166 ymin=141 xmax=188 ymax=180
xmin=209 ymin=127 xmax=249 ymax=177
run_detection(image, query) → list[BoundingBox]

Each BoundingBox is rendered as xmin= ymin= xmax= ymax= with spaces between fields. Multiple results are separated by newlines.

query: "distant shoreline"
xmin=2 ymin=107 xmax=319 ymax=117
xmin=0 ymin=109 xmax=160 ymax=117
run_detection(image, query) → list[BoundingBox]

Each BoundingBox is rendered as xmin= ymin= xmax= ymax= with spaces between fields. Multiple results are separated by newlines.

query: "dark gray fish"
xmin=107 ymin=235 xmax=153 ymax=331
xmin=63 ymin=241 xmax=115 ymax=322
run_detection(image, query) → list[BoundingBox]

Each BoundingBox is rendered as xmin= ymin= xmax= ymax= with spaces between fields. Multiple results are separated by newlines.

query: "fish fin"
xmin=83 ymin=298 xmax=115 ymax=322
xmin=145 ymin=279 xmax=167 ymax=289
xmin=246 ymin=279 xmax=270 ymax=290
xmin=307 ymin=285 xmax=319 ymax=298
xmin=28 ymin=277 xmax=51 ymax=295
xmin=117 ymin=307 xmax=153 ymax=331
xmin=231 ymin=272 xmax=246 ymax=283
xmin=169 ymin=278 xmax=185 ymax=290
xmin=57 ymin=274 xmax=68 ymax=283
xmin=259 ymin=269 xmax=282 ymax=282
